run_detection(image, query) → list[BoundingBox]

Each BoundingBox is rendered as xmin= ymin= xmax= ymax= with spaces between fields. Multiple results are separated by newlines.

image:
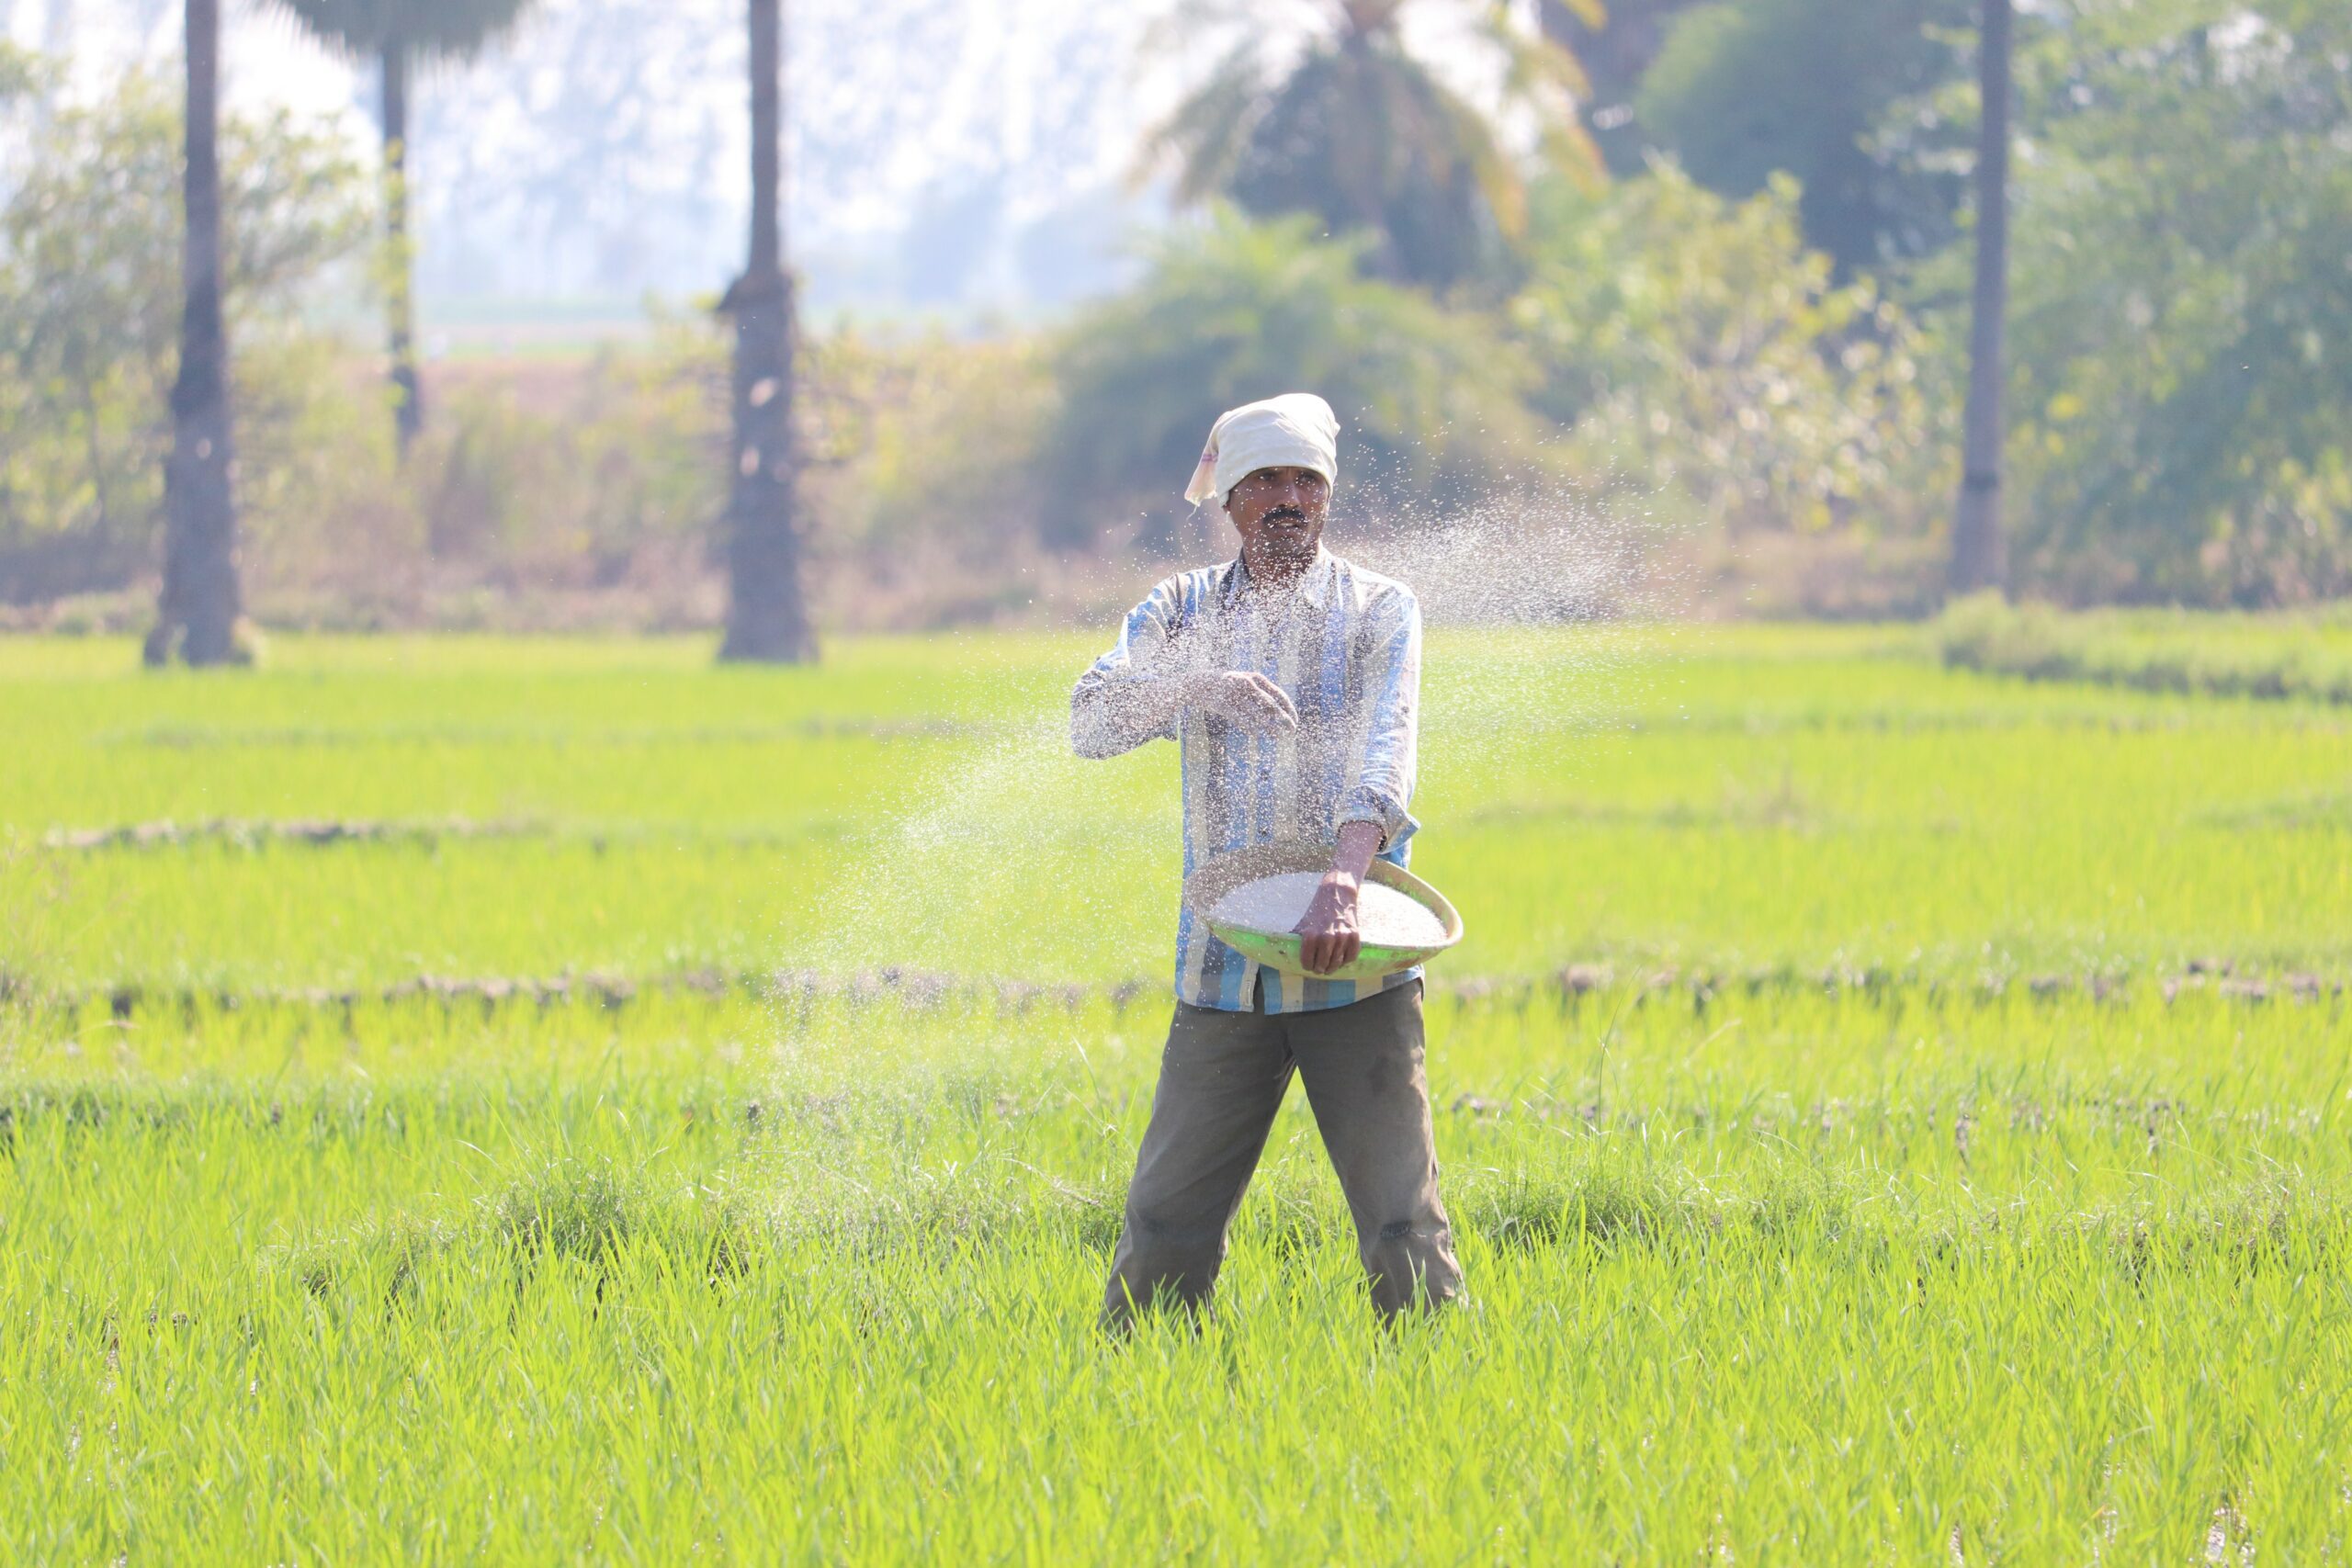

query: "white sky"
xmin=5 ymin=0 xmax=1532 ymax=308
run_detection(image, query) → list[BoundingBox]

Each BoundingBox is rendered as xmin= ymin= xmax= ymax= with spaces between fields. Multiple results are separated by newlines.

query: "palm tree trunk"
xmin=152 ymin=0 xmax=243 ymax=667
xmin=1950 ymin=0 xmax=2011 ymax=598
xmin=718 ymin=0 xmax=816 ymax=663
xmin=383 ymin=41 xmax=424 ymax=455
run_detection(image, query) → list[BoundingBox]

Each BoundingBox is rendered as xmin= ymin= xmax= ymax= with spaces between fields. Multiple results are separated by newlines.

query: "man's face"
xmin=1227 ymin=466 xmax=1330 ymax=573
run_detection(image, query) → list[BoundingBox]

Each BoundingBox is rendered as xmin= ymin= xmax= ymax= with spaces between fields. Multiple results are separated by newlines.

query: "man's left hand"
xmin=1295 ymin=873 xmax=1363 ymax=975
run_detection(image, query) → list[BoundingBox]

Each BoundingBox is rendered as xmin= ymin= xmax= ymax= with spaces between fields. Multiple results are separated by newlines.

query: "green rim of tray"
xmin=1182 ymin=839 xmax=1464 ymax=983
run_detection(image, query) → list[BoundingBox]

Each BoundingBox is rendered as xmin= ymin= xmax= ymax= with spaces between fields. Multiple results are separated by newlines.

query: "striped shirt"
xmin=1071 ymin=547 xmax=1422 ymax=1014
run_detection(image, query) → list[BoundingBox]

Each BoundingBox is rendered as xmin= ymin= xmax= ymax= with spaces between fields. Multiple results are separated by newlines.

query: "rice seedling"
xmin=5 ymin=626 xmax=2348 ymax=1560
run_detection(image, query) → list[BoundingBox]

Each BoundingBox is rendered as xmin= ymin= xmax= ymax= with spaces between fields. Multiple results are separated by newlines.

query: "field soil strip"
xmin=7 ymin=961 xmax=2346 ymax=1025
xmin=35 ymin=817 xmax=865 ymax=854
xmin=95 ymin=716 xmax=983 ymax=748
xmin=42 ymin=817 xmax=546 ymax=852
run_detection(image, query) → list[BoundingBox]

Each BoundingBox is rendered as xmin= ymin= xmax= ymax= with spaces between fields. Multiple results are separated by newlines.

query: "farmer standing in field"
xmin=1072 ymin=392 xmax=1462 ymax=1325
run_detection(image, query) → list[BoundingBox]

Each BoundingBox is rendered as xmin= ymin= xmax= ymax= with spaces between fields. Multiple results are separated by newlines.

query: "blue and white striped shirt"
xmin=1072 ymin=548 xmax=1422 ymax=1014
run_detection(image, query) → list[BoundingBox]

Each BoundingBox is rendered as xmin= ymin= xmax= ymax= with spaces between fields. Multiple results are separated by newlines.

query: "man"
xmin=1072 ymin=391 xmax=1462 ymax=1326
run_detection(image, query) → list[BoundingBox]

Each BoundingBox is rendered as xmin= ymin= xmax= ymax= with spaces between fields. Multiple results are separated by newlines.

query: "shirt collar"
xmin=1225 ymin=547 xmax=1334 ymax=610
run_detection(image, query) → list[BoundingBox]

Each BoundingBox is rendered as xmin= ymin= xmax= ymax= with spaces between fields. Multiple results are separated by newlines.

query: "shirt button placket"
xmin=1256 ymin=614 xmax=1278 ymax=842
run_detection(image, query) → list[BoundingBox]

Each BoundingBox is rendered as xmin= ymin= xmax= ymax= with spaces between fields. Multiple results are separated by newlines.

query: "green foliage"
xmin=1935 ymin=592 xmax=2352 ymax=704
xmin=1512 ymin=164 xmax=1948 ymax=536
xmin=1589 ymin=0 xmax=2352 ymax=604
xmin=1984 ymin=0 xmax=2352 ymax=604
xmin=1040 ymin=165 xmax=1953 ymax=578
xmin=1044 ymin=209 xmax=1543 ymax=547
xmin=0 ymin=69 xmax=370 ymax=597
xmin=269 ymin=0 xmax=537 ymax=61
xmin=1636 ymin=0 xmax=1973 ymax=271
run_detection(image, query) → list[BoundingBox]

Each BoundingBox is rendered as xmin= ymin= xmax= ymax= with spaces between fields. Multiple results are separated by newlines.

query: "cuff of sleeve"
xmin=1335 ymin=791 xmax=1413 ymax=852
xmin=1070 ymin=679 xmax=1182 ymax=757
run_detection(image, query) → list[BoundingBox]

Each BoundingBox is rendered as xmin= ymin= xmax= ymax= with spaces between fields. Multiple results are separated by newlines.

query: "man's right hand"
xmin=1183 ymin=671 xmax=1298 ymax=733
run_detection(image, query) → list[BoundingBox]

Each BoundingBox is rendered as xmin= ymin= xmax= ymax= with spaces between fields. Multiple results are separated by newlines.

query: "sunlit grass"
xmin=5 ymin=626 xmax=2350 ymax=1560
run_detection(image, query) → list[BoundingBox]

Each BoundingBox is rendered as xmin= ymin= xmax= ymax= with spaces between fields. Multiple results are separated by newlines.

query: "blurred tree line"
xmin=3 ymin=0 xmax=2348 ymax=626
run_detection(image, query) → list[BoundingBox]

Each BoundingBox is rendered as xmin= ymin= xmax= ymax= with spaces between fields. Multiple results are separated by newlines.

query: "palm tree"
xmin=150 ymin=0 xmax=242 ymax=667
xmin=274 ymin=0 xmax=536 ymax=455
xmin=717 ymin=0 xmax=816 ymax=663
xmin=1539 ymin=0 xmax=1702 ymax=173
xmin=1149 ymin=0 xmax=1596 ymax=291
xmin=1950 ymin=0 xmax=2010 ymax=595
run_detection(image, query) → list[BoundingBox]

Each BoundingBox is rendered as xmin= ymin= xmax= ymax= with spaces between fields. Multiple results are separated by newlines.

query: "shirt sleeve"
xmin=1070 ymin=577 xmax=1190 ymax=760
xmin=1333 ymin=585 xmax=1420 ymax=850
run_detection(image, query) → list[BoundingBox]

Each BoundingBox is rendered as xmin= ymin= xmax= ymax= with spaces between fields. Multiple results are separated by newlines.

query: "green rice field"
xmin=5 ymin=625 xmax=2349 ymax=1562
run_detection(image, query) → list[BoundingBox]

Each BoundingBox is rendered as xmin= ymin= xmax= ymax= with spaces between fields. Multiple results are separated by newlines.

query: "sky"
xmin=4 ymin=0 xmax=1527 ymax=321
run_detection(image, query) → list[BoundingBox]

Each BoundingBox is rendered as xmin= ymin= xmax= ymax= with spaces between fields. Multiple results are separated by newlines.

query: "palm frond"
xmin=1484 ymin=0 xmax=1604 ymax=182
xmin=1487 ymin=1 xmax=1591 ymax=102
xmin=1138 ymin=0 xmax=1270 ymax=59
xmin=1155 ymin=0 xmax=1604 ymax=284
xmin=1339 ymin=0 xmax=1412 ymax=39
xmin=1140 ymin=43 xmax=1273 ymax=205
xmin=269 ymin=0 xmax=537 ymax=62
xmin=1536 ymin=118 xmax=1609 ymax=192
xmin=1439 ymin=88 xmax=1529 ymax=238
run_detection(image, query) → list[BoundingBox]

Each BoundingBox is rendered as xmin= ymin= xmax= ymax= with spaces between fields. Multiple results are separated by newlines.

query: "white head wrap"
xmin=1182 ymin=393 xmax=1341 ymax=512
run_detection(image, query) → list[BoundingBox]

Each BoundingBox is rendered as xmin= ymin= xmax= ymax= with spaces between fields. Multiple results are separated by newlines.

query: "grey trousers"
xmin=1102 ymin=978 xmax=1462 ymax=1324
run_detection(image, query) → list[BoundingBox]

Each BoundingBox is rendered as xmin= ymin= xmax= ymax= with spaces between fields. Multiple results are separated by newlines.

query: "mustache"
xmin=1261 ymin=506 xmax=1309 ymax=525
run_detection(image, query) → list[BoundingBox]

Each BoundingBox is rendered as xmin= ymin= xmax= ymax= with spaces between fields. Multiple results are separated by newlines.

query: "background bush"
xmin=1039 ymin=210 xmax=1547 ymax=553
xmin=1934 ymin=592 xmax=2352 ymax=703
xmin=1513 ymin=164 xmax=1949 ymax=542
